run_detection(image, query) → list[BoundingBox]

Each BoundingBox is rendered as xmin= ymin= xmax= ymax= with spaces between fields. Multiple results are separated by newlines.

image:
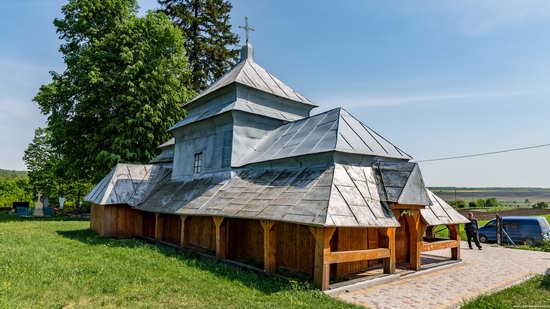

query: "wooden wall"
xmin=142 ymin=212 xmax=156 ymax=239
xmin=186 ymin=216 xmax=216 ymax=252
xmin=90 ymin=204 xmax=142 ymax=238
xmin=90 ymin=204 xmax=103 ymax=234
xmin=335 ymin=227 xmax=381 ymax=277
xmin=227 ymin=219 xmax=263 ymax=265
xmin=161 ymin=214 xmax=181 ymax=245
xmin=276 ymin=222 xmax=315 ymax=275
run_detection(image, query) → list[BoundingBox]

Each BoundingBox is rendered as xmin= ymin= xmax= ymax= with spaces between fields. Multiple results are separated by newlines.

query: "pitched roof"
xmin=422 ymin=190 xmax=470 ymax=226
xmin=375 ymin=161 xmax=431 ymax=205
xmin=235 ymin=108 xmax=412 ymax=166
xmin=136 ymin=164 xmax=399 ymax=228
xmin=84 ymin=164 xmax=171 ymax=206
xmin=185 ymin=43 xmax=315 ymax=107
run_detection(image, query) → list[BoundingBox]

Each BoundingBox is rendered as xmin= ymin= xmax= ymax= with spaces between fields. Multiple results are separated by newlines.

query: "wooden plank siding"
xmin=161 ymin=214 xmax=181 ymax=245
xmin=227 ymin=218 xmax=264 ymax=266
xmin=335 ymin=227 xmax=383 ymax=277
xmin=186 ymin=216 xmax=216 ymax=253
xmin=90 ymin=204 xmax=142 ymax=238
xmin=142 ymin=212 xmax=156 ymax=238
xmin=276 ymin=222 xmax=316 ymax=275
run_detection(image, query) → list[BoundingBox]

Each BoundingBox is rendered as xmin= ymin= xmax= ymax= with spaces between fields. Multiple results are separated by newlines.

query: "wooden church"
xmin=85 ymin=42 xmax=468 ymax=290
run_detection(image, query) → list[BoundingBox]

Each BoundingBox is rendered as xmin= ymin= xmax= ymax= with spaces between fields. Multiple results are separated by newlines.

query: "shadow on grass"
xmin=56 ymin=228 xmax=316 ymax=295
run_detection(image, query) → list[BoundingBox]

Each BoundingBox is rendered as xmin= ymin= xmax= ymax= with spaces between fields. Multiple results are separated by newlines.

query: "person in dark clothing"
xmin=465 ymin=212 xmax=482 ymax=250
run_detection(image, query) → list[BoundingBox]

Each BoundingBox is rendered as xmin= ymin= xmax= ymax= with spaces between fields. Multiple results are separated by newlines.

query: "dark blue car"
xmin=478 ymin=216 xmax=550 ymax=246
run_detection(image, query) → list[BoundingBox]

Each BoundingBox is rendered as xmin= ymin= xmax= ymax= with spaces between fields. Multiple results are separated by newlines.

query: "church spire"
xmin=239 ymin=17 xmax=255 ymax=62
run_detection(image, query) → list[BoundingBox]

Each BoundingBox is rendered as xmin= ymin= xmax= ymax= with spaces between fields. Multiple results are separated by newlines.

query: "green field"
xmin=0 ymin=212 xmax=355 ymax=308
xmin=430 ymin=187 xmax=550 ymax=207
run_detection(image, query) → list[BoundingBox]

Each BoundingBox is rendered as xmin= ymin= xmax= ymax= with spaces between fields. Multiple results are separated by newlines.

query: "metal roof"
xmin=184 ymin=43 xmax=315 ymax=107
xmin=169 ymin=98 xmax=304 ymax=131
xmin=422 ymin=190 xmax=470 ymax=226
xmin=85 ymin=163 xmax=467 ymax=227
xmin=84 ymin=164 xmax=171 ymax=206
xmin=235 ymin=108 xmax=412 ymax=166
xmin=374 ymin=161 xmax=431 ymax=205
xmin=137 ymin=164 xmax=399 ymax=228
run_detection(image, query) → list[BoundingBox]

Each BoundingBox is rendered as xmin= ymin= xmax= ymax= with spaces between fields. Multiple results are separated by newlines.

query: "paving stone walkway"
xmin=331 ymin=242 xmax=550 ymax=309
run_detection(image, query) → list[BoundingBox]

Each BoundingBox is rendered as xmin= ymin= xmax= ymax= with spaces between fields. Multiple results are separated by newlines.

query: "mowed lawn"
xmin=462 ymin=275 xmax=550 ymax=308
xmin=0 ymin=213 xmax=356 ymax=308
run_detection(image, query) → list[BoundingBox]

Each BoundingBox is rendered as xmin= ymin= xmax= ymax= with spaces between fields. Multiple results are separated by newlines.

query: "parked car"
xmin=478 ymin=216 xmax=550 ymax=246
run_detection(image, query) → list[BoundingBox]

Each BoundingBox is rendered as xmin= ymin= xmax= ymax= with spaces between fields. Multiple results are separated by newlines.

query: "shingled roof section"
xmin=235 ymin=108 xmax=412 ymax=166
xmin=184 ymin=43 xmax=315 ymax=107
xmin=84 ymin=164 xmax=171 ymax=206
xmin=137 ymin=164 xmax=400 ymax=228
xmin=374 ymin=161 xmax=431 ymax=206
xmin=421 ymin=189 xmax=470 ymax=226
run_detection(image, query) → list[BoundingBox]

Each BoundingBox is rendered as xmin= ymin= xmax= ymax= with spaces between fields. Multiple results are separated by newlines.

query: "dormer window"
xmin=194 ymin=152 xmax=202 ymax=174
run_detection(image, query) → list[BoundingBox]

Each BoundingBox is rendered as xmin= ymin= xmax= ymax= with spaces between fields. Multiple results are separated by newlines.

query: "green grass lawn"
xmin=0 ymin=213 xmax=356 ymax=308
xmin=462 ymin=275 xmax=550 ymax=308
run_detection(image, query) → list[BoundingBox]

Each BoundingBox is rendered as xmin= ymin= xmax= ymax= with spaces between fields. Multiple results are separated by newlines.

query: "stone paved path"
xmin=331 ymin=242 xmax=550 ymax=309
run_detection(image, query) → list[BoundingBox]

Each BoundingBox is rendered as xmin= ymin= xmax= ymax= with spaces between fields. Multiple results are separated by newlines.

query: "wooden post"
xmin=260 ymin=220 xmax=277 ymax=274
xmin=425 ymin=225 xmax=436 ymax=240
xmin=154 ymin=213 xmax=163 ymax=241
xmin=213 ymin=216 xmax=227 ymax=259
xmin=179 ymin=215 xmax=187 ymax=248
xmin=309 ymin=226 xmax=336 ymax=290
xmin=408 ymin=210 xmax=426 ymax=271
xmin=449 ymin=224 xmax=461 ymax=260
xmin=382 ymin=227 xmax=396 ymax=274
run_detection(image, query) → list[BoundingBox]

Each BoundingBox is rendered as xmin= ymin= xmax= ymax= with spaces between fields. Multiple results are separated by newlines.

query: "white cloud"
xmin=316 ymin=91 xmax=524 ymax=110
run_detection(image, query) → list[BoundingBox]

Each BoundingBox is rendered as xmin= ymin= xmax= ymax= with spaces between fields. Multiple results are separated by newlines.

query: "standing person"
xmin=465 ymin=212 xmax=483 ymax=250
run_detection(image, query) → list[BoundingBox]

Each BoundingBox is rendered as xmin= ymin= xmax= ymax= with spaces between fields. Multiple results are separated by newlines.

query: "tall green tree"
xmin=23 ymin=128 xmax=60 ymax=196
xmin=35 ymin=0 xmax=192 ymax=182
xmin=158 ymin=0 xmax=239 ymax=92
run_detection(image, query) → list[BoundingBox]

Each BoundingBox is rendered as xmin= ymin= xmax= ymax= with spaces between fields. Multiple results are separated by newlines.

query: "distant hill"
xmin=0 ymin=169 xmax=27 ymax=182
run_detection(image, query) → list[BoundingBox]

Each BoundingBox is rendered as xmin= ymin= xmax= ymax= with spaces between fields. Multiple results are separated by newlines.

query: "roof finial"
xmin=239 ymin=17 xmax=255 ymax=44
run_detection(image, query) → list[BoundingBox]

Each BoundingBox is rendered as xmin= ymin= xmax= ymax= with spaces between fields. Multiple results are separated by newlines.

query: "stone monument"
xmin=33 ymin=192 xmax=44 ymax=217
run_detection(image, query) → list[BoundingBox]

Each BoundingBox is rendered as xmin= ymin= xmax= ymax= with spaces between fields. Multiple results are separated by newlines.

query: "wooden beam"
xmin=309 ymin=226 xmax=336 ymax=291
xmin=154 ymin=213 xmax=163 ymax=241
xmin=391 ymin=204 xmax=426 ymax=210
xmin=448 ymin=224 xmax=461 ymax=260
xmin=425 ymin=225 xmax=436 ymax=240
xmin=408 ymin=210 xmax=425 ymax=271
xmin=212 ymin=216 xmax=226 ymax=259
xmin=179 ymin=215 xmax=187 ymax=248
xmin=325 ymin=248 xmax=390 ymax=264
xmin=421 ymin=240 xmax=460 ymax=252
xmin=260 ymin=220 xmax=277 ymax=274
xmin=382 ymin=227 xmax=396 ymax=274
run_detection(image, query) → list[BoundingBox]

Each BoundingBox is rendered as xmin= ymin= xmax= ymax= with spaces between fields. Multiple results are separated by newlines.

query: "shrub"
xmin=450 ymin=200 xmax=467 ymax=208
xmin=533 ymin=201 xmax=549 ymax=209
xmin=469 ymin=201 xmax=477 ymax=208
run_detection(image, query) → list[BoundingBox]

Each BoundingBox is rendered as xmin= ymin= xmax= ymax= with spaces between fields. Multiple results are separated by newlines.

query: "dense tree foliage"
xmin=159 ymin=0 xmax=239 ymax=92
xmin=22 ymin=128 xmax=92 ymax=207
xmin=35 ymin=0 xmax=192 ymax=182
xmin=533 ymin=201 xmax=549 ymax=209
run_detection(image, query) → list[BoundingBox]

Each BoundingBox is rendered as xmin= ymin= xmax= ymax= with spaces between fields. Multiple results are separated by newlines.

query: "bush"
xmin=469 ymin=201 xmax=477 ymax=208
xmin=450 ymin=200 xmax=467 ymax=208
xmin=533 ymin=201 xmax=549 ymax=209
xmin=485 ymin=197 xmax=499 ymax=208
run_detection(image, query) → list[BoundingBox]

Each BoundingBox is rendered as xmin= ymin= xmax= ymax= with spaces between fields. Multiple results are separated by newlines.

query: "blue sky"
xmin=1 ymin=0 xmax=549 ymax=187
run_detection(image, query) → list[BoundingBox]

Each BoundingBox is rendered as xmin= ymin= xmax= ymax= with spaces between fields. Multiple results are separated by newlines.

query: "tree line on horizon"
xmin=20 ymin=0 xmax=240 ymax=207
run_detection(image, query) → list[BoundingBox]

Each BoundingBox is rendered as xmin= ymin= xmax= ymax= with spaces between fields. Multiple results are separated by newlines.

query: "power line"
xmin=414 ymin=143 xmax=550 ymax=163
